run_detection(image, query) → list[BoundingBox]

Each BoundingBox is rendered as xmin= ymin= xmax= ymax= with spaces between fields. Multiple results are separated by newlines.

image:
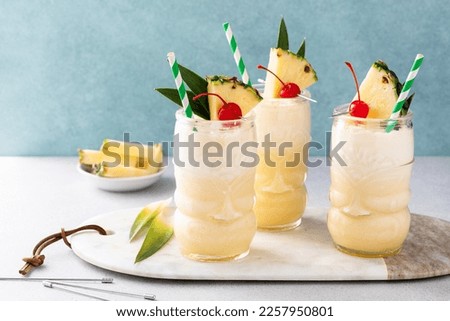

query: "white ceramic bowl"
xmin=77 ymin=165 xmax=167 ymax=192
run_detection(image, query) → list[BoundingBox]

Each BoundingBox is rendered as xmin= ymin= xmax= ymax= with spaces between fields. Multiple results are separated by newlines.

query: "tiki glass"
xmin=328 ymin=111 xmax=414 ymax=257
xmin=253 ymin=94 xmax=311 ymax=231
xmin=173 ymin=109 xmax=257 ymax=261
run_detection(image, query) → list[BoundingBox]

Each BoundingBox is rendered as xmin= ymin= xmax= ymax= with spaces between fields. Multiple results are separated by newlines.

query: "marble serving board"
xmin=70 ymin=207 xmax=450 ymax=281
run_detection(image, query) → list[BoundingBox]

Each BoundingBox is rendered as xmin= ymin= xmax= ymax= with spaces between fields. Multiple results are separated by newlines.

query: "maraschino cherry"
xmin=257 ymin=65 xmax=301 ymax=98
xmin=345 ymin=62 xmax=370 ymax=118
xmin=193 ymin=93 xmax=242 ymax=120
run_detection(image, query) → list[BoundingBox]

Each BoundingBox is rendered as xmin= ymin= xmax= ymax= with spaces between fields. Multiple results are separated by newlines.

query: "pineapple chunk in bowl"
xmin=77 ymin=140 xmax=166 ymax=192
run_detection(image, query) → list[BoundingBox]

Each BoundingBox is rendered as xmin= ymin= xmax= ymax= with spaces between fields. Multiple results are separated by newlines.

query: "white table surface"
xmin=0 ymin=156 xmax=449 ymax=301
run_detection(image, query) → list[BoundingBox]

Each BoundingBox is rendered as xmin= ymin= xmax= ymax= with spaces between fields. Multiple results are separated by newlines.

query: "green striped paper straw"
xmin=386 ymin=54 xmax=424 ymax=132
xmin=223 ymin=22 xmax=252 ymax=86
xmin=167 ymin=52 xmax=193 ymax=118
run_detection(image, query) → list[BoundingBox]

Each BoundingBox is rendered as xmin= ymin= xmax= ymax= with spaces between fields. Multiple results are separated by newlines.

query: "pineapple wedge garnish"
xmin=264 ymin=48 xmax=317 ymax=99
xmin=206 ymin=76 xmax=262 ymax=120
xmin=354 ymin=60 xmax=400 ymax=119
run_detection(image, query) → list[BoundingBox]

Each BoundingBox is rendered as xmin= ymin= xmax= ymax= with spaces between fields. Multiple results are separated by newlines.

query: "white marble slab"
xmin=71 ymin=207 xmax=388 ymax=280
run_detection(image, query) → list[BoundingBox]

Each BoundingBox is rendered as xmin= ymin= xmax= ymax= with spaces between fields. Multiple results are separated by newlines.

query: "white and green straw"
xmin=386 ymin=53 xmax=424 ymax=132
xmin=167 ymin=52 xmax=193 ymax=118
xmin=223 ymin=22 xmax=252 ymax=86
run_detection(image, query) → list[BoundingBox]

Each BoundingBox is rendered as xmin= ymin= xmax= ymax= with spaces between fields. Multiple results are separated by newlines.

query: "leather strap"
xmin=19 ymin=225 xmax=107 ymax=276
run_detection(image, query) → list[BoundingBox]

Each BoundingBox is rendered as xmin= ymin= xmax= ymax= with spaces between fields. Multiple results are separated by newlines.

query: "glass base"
xmin=258 ymin=218 xmax=302 ymax=232
xmin=334 ymin=243 xmax=402 ymax=258
xmin=183 ymin=250 xmax=249 ymax=262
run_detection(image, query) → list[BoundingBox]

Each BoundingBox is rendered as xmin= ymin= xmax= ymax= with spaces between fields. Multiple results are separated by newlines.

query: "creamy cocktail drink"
xmin=253 ymin=18 xmax=318 ymax=230
xmin=327 ymin=59 xmax=418 ymax=257
xmin=328 ymin=113 xmax=413 ymax=257
xmin=158 ymin=61 xmax=262 ymax=261
xmin=173 ymin=109 xmax=257 ymax=261
xmin=254 ymin=95 xmax=311 ymax=230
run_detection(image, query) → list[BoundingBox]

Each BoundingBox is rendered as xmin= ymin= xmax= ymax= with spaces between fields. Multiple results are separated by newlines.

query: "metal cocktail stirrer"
xmin=43 ymin=281 xmax=156 ymax=301
xmin=1 ymin=278 xmax=157 ymax=300
xmin=0 ymin=277 xmax=113 ymax=283
xmin=43 ymin=281 xmax=109 ymax=301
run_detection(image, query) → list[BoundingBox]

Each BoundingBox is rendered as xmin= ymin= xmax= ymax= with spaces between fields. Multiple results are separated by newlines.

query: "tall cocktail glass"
xmin=253 ymin=93 xmax=311 ymax=230
xmin=328 ymin=110 xmax=414 ymax=257
xmin=173 ymin=109 xmax=257 ymax=261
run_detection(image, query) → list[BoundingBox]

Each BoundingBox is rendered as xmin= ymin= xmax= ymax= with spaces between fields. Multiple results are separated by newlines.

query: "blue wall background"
xmin=0 ymin=0 xmax=449 ymax=156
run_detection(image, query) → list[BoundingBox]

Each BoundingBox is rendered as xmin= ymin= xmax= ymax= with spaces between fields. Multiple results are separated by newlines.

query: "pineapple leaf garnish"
xmin=297 ymin=38 xmax=306 ymax=58
xmin=401 ymin=93 xmax=415 ymax=116
xmin=155 ymin=88 xmax=183 ymax=106
xmin=178 ymin=64 xmax=208 ymax=96
xmin=155 ymin=88 xmax=210 ymax=120
xmin=277 ymin=17 xmax=289 ymax=50
xmin=157 ymin=64 xmax=210 ymax=119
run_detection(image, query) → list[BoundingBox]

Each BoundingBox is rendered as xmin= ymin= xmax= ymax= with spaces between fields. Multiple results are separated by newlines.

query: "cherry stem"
xmin=193 ymin=92 xmax=227 ymax=105
xmin=257 ymin=65 xmax=285 ymax=86
xmin=345 ymin=62 xmax=361 ymax=101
